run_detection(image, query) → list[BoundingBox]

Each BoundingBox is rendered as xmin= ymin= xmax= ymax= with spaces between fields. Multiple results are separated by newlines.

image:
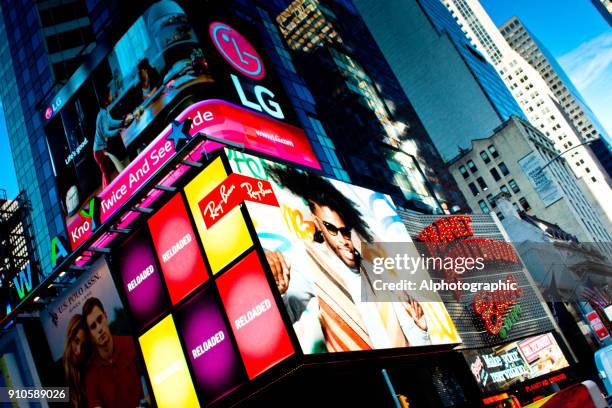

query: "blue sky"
xmin=481 ymin=0 xmax=612 ymax=136
xmin=0 ymin=103 xmax=17 ymax=200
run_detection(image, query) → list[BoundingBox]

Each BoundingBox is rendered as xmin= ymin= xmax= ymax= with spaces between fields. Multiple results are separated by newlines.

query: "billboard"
xmin=464 ymin=333 xmax=569 ymax=394
xmin=44 ymin=0 xmax=215 ymax=225
xmin=175 ymin=286 xmax=245 ymax=402
xmin=148 ymin=194 xmax=208 ymax=304
xmin=226 ymin=150 xmax=460 ymax=354
xmin=113 ymin=227 xmax=170 ymax=331
xmin=41 ymin=258 xmax=149 ymax=408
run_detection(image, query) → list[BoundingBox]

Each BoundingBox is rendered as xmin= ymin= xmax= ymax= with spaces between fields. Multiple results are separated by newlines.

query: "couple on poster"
xmin=61 ymin=296 xmax=145 ymax=408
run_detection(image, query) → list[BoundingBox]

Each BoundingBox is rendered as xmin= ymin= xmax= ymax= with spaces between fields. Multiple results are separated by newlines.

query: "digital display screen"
xmin=139 ymin=315 xmax=199 ymax=408
xmin=216 ymin=250 xmax=294 ymax=379
xmin=113 ymin=228 xmax=169 ymax=331
xmin=148 ymin=194 xmax=208 ymax=304
xmin=175 ymin=286 xmax=245 ymax=402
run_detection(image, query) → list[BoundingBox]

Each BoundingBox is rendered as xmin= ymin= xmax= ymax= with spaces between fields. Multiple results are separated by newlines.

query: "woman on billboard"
xmin=62 ymin=314 xmax=91 ymax=408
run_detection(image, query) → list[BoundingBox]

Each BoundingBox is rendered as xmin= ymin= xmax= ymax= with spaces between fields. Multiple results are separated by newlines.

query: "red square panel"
xmin=216 ymin=251 xmax=294 ymax=379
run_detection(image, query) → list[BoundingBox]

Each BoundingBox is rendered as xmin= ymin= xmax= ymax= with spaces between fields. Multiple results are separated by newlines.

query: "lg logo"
xmin=209 ymin=22 xmax=284 ymax=120
xmin=209 ymin=21 xmax=265 ymax=80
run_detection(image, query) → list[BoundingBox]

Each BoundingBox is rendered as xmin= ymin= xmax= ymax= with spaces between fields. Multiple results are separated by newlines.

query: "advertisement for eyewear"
xmin=225 ymin=150 xmax=460 ymax=354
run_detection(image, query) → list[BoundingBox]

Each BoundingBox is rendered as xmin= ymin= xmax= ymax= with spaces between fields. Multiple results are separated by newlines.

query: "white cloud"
xmin=558 ymin=32 xmax=612 ymax=135
xmin=558 ymin=32 xmax=612 ymax=89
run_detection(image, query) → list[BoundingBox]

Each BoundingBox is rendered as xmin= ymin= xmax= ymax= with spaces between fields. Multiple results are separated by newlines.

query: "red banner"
xmin=198 ymin=173 xmax=279 ymax=228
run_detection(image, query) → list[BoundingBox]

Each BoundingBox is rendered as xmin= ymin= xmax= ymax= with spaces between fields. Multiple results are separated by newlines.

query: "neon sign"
xmin=473 ymin=274 xmax=522 ymax=338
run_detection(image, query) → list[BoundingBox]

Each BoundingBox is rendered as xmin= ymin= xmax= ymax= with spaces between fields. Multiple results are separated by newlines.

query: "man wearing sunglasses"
xmin=267 ymin=166 xmax=430 ymax=352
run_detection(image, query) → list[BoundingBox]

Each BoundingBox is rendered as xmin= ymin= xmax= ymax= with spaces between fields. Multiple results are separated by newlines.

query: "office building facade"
xmin=351 ymin=0 xmax=525 ymax=163
xmin=442 ymin=0 xmax=612 ymax=222
xmin=447 ymin=117 xmax=612 ymax=254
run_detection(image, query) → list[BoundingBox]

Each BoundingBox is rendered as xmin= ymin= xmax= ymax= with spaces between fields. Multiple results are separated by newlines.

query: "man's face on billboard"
xmin=313 ymin=204 xmax=356 ymax=268
xmin=86 ymin=305 xmax=111 ymax=348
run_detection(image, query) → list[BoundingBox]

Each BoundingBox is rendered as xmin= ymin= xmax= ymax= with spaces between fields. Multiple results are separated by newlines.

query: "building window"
xmin=476 ymin=177 xmax=488 ymax=191
xmin=508 ymin=179 xmax=520 ymax=193
xmin=498 ymin=162 xmax=510 ymax=175
xmin=478 ymin=200 xmax=490 ymax=214
xmin=487 ymin=193 xmax=497 ymax=208
xmin=488 ymin=144 xmax=499 ymax=158
xmin=480 ymin=150 xmax=491 ymax=163
xmin=467 ymin=160 xmax=478 ymax=173
xmin=468 ymin=182 xmax=479 ymax=196
xmin=459 ymin=165 xmax=469 ymax=179
xmin=519 ymin=197 xmax=531 ymax=211
xmin=490 ymin=168 xmax=501 ymax=181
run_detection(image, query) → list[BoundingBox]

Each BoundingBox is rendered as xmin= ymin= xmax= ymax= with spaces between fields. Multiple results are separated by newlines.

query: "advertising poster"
xmin=44 ymin=0 xmax=215 ymax=224
xmin=139 ymin=315 xmax=199 ymax=408
xmin=148 ymin=194 xmax=208 ymax=304
xmin=41 ymin=258 xmax=149 ymax=408
xmin=113 ymin=227 xmax=169 ymax=331
xmin=465 ymin=332 xmax=569 ymax=393
xmin=226 ymin=150 xmax=460 ymax=354
xmin=175 ymin=286 xmax=245 ymax=402
xmin=216 ymin=251 xmax=295 ymax=379
xmin=184 ymin=156 xmax=253 ymax=274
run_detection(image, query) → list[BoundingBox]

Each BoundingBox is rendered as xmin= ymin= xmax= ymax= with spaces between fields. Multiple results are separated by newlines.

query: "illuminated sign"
xmin=13 ymin=263 xmax=33 ymax=300
xmin=114 ymin=228 xmax=169 ymax=331
xmin=64 ymin=99 xmax=320 ymax=249
xmin=210 ymin=22 xmax=285 ymax=119
xmin=185 ymin=157 xmax=254 ymax=274
xmin=524 ymin=372 xmax=567 ymax=393
xmin=216 ymin=251 xmax=294 ymax=379
xmin=175 ymin=287 xmax=245 ymax=402
xmin=473 ymin=274 xmax=523 ymax=338
xmin=139 ymin=315 xmax=199 ymax=408
xmin=465 ymin=333 xmax=569 ymax=393
xmin=198 ymin=173 xmax=279 ymax=228
xmin=209 ymin=22 xmax=265 ymax=80
xmin=148 ymin=194 xmax=208 ymax=304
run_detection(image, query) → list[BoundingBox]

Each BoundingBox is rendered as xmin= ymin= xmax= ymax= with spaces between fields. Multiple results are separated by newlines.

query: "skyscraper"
xmin=500 ymin=16 xmax=612 ymax=178
xmin=351 ymin=0 xmax=525 ymax=163
xmin=590 ymin=0 xmax=612 ymax=26
xmin=442 ymin=0 xmax=612 ymax=222
xmin=272 ymin=0 xmax=467 ymax=212
xmin=500 ymin=16 xmax=608 ymax=144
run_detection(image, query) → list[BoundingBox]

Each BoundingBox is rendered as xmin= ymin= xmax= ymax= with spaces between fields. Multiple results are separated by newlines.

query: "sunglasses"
xmin=317 ymin=216 xmax=352 ymax=239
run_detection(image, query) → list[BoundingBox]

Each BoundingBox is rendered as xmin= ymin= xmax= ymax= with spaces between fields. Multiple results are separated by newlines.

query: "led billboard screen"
xmin=44 ymin=0 xmax=215 ymax=227
xmin=113 ymin=227 xmax=169 ymax=331
xmin=175 ymin=286 xmax=245 ymax=402
xmin=216 ymin=250 xmax=295 ymax=379
xmin=139 ymin=314 xmax=199 ymax=408
xmin=464 ymin=333 xmax=569 ymax=394
xmin=148 ymin=194 xmax=208 ymax=304
xmin=227 ymin=150 xmax=460 ymax=354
